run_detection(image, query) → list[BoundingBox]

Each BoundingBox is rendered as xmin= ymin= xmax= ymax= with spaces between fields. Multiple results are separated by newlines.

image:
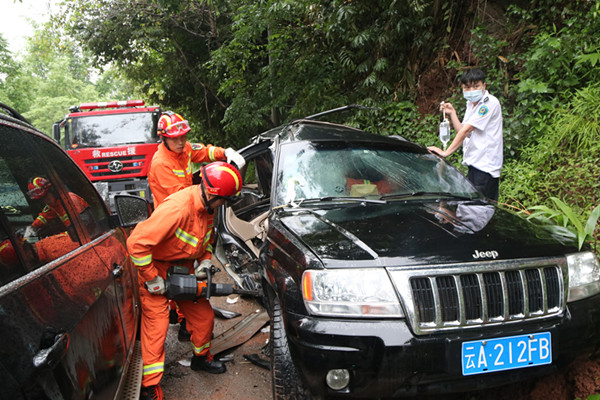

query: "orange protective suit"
xmin=147 ymin=141 xmax=225 ymax=323
xmin=32 ymin=192 xmax=88 ymax=229
xmin=148 ymin=141 xmax=226 ymax=206
xmin=126 ymin=185 xmax=216 ymax=388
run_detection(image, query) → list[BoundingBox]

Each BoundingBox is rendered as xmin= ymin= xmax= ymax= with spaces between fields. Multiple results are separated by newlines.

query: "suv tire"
xmin=270 ymin=296 xmax=315 ymax=400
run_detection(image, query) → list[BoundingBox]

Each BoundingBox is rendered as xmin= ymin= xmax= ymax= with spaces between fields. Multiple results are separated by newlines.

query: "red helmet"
xmin=157 ymin=111 xmax=191 ymax=138
xmin=201 ymin=162 xmax=242 ymax=199
xmin=27 ymin=176 xmax=51 ymax=200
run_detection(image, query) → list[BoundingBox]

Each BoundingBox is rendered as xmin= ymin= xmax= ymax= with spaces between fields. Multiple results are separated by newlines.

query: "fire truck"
xmin=52 ymin=100 xmax=161 ymax=210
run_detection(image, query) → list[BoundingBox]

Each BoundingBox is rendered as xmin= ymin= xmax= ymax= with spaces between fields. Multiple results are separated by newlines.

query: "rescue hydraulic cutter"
xmin=163 ymin=265 xmax=257 ymax=301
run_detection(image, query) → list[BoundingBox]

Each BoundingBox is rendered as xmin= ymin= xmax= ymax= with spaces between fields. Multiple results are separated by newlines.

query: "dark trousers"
xmin=467 ymin=166 xmax=499 ymax=201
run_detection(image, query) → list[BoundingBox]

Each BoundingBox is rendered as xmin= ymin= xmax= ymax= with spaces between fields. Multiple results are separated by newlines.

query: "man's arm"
xmin=126 ymin=206 xmax=178 ymax=282
xmin=190 ymin=143 xmax=226 ymax=163
xmin=428 ymin=124 xmax=475 ymax=158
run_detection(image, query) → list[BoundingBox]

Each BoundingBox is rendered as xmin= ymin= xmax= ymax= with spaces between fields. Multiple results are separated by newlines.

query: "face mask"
xmin=463 ymin=89 xmax=484 ymax=103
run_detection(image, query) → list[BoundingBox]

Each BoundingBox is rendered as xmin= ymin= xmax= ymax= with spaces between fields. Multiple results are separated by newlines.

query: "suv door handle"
xmin=112 ymin=263 xmax=123 ymax=278
xmin=33 ymin=332 xmax=70 ymax=370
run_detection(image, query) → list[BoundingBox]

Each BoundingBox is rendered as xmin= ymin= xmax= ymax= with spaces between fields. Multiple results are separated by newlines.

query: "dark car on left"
xmin=0 ymin=103 xmax=149 ymax=400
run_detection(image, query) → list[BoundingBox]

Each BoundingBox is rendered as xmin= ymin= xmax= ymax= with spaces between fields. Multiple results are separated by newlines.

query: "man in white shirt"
xmin=428 ymin=68 xmax=503 ymax=201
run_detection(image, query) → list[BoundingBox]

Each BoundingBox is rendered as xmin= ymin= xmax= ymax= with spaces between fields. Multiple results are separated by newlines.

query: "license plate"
xmin=461 ymin=332 xmax=552 ymax=376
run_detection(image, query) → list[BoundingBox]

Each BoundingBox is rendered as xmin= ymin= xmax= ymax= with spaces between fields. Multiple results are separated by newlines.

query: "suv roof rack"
xmin=304 ymin=104 xmax=380 ymax=120
xmin=250 ymin=104 xmax=382 ymax=144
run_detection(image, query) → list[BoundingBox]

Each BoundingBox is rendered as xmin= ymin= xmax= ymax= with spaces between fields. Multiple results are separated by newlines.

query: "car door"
xmin=0 ymin=121 xmax=137 ymax=400
xmin=214 ymin=141 xmax=274 ymax=291
xmin=29 ymin=129 xmax=141 ymax=371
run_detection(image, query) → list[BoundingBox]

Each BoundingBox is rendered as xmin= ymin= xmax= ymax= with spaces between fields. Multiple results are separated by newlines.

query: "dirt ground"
xmin=159 ymin=269 xmax=600 ymax=400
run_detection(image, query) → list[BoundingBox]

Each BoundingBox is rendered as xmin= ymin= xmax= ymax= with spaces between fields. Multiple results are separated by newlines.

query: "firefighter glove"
xmin=224 ymin=148 xmax=246 ymax=170
xmin=146 ymin=275 xmax=166 ymax=295
xmin=195 ymin=259 xmax=212 ymax=280
xmin=23 ymin=226 xmax=38 ymax=242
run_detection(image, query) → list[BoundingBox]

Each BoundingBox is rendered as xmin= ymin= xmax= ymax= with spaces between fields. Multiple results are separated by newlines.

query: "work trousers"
xmin=467 ymin=166 xmax=499 ymax=201
xmin=139 ymin=261 xmax=214 ymax=388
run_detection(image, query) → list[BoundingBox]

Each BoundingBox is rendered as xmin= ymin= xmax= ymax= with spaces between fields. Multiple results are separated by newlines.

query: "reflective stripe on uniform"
xmin=131 ymin=254 xmax=152 ymax=266
xmin=202 ymin=230 xmax=212 ymax=246
xmin=36 ymin=216 xmax=48 ymax=224
xmin=172 ymin=169 xmax=185 ymax=177
xmin=186 ymin=154 xmax=192 ymax=175
xmin=208 ymin=147 xmax=216 ymax=161
xmin=59 ymin=212 xmax=69 ymax=223
xmin=175 ymin=227 xmax=199 ymax=247
xmin=193 ymin=341 xmax=211 ymax=355
xmin=205 ymin=243 xmax=213 ymax=254
xmin=143 ymin=362 xmax=164 ymax=376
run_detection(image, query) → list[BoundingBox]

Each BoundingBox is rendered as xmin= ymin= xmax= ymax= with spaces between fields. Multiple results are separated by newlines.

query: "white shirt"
xmin=461 ymin=90 xmax=503 ymax=177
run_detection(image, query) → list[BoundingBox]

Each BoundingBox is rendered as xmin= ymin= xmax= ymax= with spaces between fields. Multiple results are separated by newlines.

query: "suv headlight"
xmin=301 ymin=268 xmax=404 ymax=318
xmin=567 ymin=251 xmax=600 ymax=302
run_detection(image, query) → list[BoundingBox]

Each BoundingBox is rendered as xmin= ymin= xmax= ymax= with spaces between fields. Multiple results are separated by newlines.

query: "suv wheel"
xmin=270 ymin=296 xmax=315 ymax=400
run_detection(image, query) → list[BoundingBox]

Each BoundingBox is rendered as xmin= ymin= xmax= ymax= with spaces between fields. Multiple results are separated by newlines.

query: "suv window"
xmin=29 ymin=133 xmax=110 ymax=240
xmin=0 ymin=124 xmax=110 ymax=277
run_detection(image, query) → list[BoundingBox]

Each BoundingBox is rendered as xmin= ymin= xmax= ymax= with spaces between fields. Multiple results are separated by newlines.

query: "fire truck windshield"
xmin=69 ymin=112 xmax=157 ymax=147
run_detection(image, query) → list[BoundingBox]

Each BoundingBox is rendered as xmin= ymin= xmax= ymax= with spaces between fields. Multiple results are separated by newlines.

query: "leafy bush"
xmin=523 ymin=198 xmax=600 ymax=250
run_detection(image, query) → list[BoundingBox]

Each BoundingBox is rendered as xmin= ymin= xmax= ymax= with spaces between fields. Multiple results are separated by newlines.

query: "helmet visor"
xmin=27 ymin=186 xmax=48 ymax=199
xmin=165 ymin=120 xmax=190 ymax=136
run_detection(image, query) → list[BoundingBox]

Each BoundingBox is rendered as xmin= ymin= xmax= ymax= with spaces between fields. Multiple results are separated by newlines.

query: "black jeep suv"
xmin=215 ymin=116 xmax=600 ymax=399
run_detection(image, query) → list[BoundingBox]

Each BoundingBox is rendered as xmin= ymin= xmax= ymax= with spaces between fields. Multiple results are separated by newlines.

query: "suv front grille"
xmin=390 ymin=258 xmax=566 ymax=334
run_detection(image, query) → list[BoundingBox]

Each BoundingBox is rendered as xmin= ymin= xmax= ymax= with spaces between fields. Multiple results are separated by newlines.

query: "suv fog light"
xmin=326 ymin=369 xmax=350 ymax=391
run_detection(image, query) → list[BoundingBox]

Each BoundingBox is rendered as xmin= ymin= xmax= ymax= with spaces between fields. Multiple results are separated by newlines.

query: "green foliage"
xmin=1 ymin=21 xmax=144 ymax=136
xmin=349 ymin=100 xmax=438 ymax=146
xmin=507 ymin=2 xmax=600 ymax=152
xmin=524 ymin=198 xmax=600 ymax=250
xmin=209 ymin=0 xmax=467 ymax=140
xmin=501 ymin=81 xmax=600 ymax=219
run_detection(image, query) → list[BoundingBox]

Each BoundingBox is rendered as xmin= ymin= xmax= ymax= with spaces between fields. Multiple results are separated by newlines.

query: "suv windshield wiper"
xmin=277 ymin=196 xmax=387 ymax=209
xmin=319 ymin=196 xmax=387 ymax=204
xmin=380 ymin=191 xmax=476 ymax=201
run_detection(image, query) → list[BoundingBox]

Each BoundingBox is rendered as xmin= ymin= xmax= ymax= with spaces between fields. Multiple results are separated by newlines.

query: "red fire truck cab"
xmin=53 ymin=100 xmax=161 ymax=210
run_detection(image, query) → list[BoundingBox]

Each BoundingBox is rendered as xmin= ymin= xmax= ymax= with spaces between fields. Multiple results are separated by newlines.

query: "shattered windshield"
xmin=274 ymin=141 xmax=480 ymax=206
xmin=69 ymin=112 xmax=157 ymax=147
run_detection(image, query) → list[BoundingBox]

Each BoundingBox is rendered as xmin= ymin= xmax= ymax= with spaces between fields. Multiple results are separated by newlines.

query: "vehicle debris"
xmin=210 ymin=310 xmax=269 ymax=356
xmin=243 ymin=353 xmax=270 ymax=370
xmin=213 ymin=306 xmax=242 ymax=319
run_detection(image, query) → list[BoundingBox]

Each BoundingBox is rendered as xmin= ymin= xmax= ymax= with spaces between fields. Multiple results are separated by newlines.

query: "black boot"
xmin=177 ymin=318 xmax=191 ymax=342
xmin=191 ymin=353 xmax=226 ymax=374
xmin=169 ymin=309 xmax=178 ymax=325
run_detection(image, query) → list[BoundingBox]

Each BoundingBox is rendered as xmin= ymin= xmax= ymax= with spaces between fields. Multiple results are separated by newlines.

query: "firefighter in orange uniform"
xmin=127 ymin=162 xmax=242 ymax=400
xmin=24 ymin=176 xmax=88 ymax=241
xmin=148 ymin=111 xmax=245 ymax=338
xmin=148 ymin=111 xmax=245 ymax=205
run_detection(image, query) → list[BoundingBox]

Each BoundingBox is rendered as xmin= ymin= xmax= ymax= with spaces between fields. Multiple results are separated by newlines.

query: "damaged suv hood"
xmin=277 ymin=200 xmax=577 ymax=266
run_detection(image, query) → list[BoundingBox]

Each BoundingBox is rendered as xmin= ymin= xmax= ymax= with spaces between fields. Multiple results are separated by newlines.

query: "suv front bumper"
xmin=285 ymin=294 xmax=600 ymax=398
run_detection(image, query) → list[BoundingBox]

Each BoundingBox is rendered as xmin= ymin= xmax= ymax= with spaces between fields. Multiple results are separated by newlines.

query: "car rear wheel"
xmin=270 ymin=296 xmax=316 ymax=400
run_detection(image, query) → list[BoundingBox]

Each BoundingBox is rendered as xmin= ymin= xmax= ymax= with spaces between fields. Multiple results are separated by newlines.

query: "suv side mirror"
xmin=113 ymin=195 xmax=151 ymax=227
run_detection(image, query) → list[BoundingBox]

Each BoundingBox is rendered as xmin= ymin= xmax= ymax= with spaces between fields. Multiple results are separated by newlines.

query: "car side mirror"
xmin=112 ymin=195 xmax=151 ymax=227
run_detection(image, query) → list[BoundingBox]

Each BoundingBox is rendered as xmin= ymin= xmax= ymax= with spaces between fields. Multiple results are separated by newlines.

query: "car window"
xmin=230 ymin=151 xmax=273 ymax=220
xmin=275 ymin=142 xmax=479 ymax=205
xmin=28 ymin=132 xmax=110 ymax=240
xmin=0 ymin=125 xmax=109 ymax=276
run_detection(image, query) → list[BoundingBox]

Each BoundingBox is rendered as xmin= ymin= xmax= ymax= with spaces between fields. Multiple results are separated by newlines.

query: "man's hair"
xmin=460 ymin=68 xmax=486 ymax=85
